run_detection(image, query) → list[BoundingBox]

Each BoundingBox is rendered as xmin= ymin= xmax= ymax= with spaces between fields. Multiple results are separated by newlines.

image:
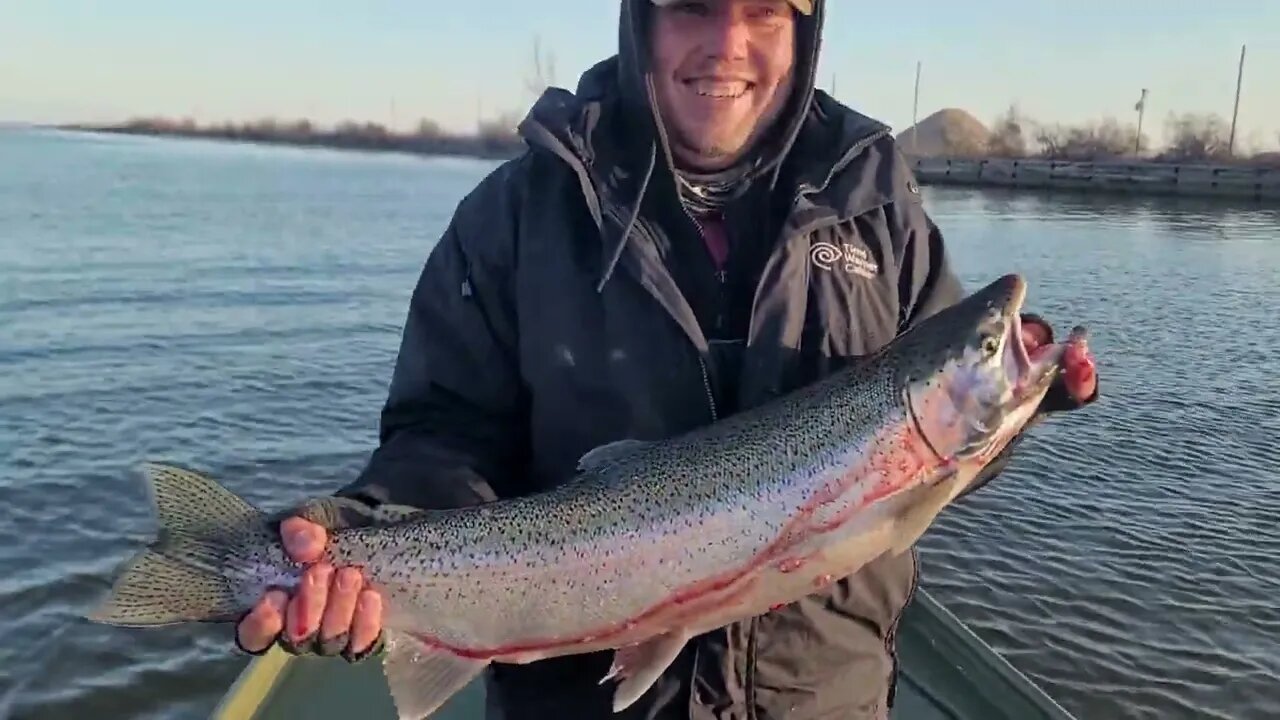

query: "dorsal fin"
xmin=577 ymin=439 xmax=651 ymax=472
xmin=290 ymin=496 xmax=424 ymax=530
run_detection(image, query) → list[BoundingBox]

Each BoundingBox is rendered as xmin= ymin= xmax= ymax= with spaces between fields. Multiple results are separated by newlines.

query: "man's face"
xmin=649 ymin=0 xmax=797 ymax=172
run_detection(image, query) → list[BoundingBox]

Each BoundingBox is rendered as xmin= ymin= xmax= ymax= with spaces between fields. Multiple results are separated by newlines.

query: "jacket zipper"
xmin=682 ymin=208 xmax=725 ymax=425
xmin=682 ymin=132 xmax=896 ymax=718
xmin=683 ymin=203 xmax=732 ymax=331
xmin=619 ymin=215 xmax=719 ymax=428
xmin=883 ymin=547 xmax=920 ymax=711
xmin=697 ymin=356 xmax=718 ymax=422
xmin=637 ymin=128 xmax=896 ymax=716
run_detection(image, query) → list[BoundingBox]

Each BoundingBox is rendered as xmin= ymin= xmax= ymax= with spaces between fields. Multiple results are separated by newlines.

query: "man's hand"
xmin=1021 ymin=314 xmax=1098 ymax=406
xmin=234 ymin=516 xmax=386 ymax=661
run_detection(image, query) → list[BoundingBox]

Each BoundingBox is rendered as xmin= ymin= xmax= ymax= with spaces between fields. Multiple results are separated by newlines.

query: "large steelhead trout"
xmin=89 ymin=273 xmax=1089 ymax=719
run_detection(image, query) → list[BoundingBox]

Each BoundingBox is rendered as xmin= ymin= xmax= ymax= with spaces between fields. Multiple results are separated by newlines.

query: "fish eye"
xmin=981 ymin=334 xmax=1000 ymax=356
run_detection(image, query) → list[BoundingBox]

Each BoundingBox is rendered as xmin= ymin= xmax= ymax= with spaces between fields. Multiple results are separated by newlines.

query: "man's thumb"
xmin=279 ymin=516 xmax=326 ymax=563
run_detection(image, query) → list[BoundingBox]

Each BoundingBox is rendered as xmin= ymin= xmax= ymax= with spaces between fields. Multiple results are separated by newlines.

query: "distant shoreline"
xmin=36 ymin=122 xmax=1280 ymax=202
xmin=52 ymin=121 xmax=526 ymax=162
xmin=907 ymin=156 xmax=1279 ymax=202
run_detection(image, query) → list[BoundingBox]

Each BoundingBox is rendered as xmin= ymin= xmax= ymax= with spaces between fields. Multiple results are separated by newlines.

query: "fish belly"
xmin=347 ymin=475 xmax=813 ymax=663
xmin=342 ymin=405 xmax=937 ymax=665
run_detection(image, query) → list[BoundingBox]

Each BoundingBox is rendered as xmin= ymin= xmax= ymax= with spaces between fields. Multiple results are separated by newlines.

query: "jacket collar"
xmin=517 ymin=68 xmax=894 ymax=293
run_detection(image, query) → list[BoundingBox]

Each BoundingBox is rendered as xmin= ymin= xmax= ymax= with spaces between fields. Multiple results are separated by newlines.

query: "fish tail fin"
xmin=87 ymin=462 xmax=268 ymax=627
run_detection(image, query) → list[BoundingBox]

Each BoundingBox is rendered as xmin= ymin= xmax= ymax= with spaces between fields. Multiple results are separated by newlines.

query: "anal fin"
xmin=382 ymin=630 xmax=487 ymax=720
xmin=601 ymin=630 xmax=691 ymax=713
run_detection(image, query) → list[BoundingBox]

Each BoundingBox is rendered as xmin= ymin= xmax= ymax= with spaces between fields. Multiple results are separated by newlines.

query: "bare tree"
xmin=478 ymin=111 xmax=522 ymax=143
xmin=1032 ymin=118 xmax=1142 ymax=161
xmin=416 ymin=119 xmax=443 ymax=138
xmin=1160 ymin=113 xmax=1231 ymax=162
xmin=1032 ymin=123 xmax=1066 ymax=159
xmin=986 ymin=105 xmax=1028 ymax=158
xmin=524 ymin=35 xmax=557 ymax=98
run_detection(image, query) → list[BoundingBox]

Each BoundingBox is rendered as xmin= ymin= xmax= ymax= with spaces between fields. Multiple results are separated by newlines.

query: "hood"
xmin=616 ymin=0 xmax=827 ymax=200
xmin=516 ymin=0 xmax=891 ymax=290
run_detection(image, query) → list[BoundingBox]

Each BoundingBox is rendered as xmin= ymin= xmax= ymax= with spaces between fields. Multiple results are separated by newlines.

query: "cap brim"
xmin=650 ymin=0 xmax=812 ymax=14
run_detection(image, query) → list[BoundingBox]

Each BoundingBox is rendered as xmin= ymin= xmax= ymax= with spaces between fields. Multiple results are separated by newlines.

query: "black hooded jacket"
xmin=334 ymin=1 xmax=1076 ymax=718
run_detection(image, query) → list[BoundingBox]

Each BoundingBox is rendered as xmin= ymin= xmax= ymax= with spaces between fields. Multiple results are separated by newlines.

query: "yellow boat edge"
xmin=210 ymin=647 xmax=294 ymax=720
xmin=206 ymin=589 xmax=1080 ymax=720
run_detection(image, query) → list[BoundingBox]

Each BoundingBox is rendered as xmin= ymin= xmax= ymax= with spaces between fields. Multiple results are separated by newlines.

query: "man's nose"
xmin=701 ymin=13 xmax=751 ymax=59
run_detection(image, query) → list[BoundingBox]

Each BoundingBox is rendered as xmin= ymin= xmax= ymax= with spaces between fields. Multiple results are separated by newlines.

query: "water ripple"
xmin=3 ymin=130 xmax=1279 ymax=720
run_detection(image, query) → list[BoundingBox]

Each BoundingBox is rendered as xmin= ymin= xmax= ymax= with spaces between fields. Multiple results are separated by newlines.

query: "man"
xmin=236 ymin=0 xmax=1098 ymax=718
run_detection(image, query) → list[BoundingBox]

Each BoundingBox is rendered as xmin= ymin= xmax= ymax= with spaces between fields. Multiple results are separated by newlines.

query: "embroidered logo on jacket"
xmin=809 ymin=242 xmax=880 ymax=278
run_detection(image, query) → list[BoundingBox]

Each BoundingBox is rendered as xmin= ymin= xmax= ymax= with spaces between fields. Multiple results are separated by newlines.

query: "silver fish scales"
xmin=88 ymin=273 xmax=1089 ymax=719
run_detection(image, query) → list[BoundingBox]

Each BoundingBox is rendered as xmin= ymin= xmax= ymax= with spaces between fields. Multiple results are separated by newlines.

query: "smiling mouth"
xmin=683 ymin=78 xmax=753 ymax=99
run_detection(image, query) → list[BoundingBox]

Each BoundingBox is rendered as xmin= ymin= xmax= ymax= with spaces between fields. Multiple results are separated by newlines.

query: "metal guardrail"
xmin=908 ymin=156 xmax=1280 ymax=202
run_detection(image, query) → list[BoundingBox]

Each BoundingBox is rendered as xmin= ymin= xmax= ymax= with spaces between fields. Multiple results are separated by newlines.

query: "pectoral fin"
xmin=382 ymin=630 xmax=486 ymax=720
xmin=888 ymin=470 xmax=970 ymax=556
xmin=601 ymin=630 xmax=691 ymax=713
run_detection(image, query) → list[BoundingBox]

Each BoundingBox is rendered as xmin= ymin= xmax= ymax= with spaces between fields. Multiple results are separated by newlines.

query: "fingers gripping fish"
xmin=86 ymin=273 xmax=1090 ymax=719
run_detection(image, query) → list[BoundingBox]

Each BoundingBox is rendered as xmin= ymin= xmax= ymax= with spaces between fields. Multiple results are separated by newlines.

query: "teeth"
xmin=689 ymin=80 xmax=748 ymax=98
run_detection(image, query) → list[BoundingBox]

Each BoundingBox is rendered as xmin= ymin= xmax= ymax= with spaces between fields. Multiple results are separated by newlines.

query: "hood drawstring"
xmin=596 ymin=142 xmax=658 ymax=293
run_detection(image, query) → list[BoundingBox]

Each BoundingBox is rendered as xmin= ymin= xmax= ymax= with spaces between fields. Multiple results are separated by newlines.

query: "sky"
xmin=2 ymin=0 xmax=1277 ymax=151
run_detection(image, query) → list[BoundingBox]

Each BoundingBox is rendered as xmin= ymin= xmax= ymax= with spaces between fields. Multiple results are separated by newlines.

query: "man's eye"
xmin=672 ymin=1 xmax=710 ymax=15
xmin=746 ymin=4 xmax=787 ymax=21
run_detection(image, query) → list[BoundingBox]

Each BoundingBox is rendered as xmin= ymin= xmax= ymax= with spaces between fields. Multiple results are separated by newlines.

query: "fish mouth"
xmin=938 ymin=275 xmax=1082 ymax=464
xmin=991 ymin=274 xmax=1063 ymax=408
xmin=904 ymin=274 xmax=1086 ymax=466
xmin=1006 ymin=313 xmax=1080 ymax=407
xmin=963 ymin=315 xmax=1084 ymax=464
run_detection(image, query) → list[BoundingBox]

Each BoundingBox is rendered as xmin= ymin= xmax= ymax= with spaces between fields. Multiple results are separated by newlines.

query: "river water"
xmin=1 ymin=127 xmax=1277 ymax=720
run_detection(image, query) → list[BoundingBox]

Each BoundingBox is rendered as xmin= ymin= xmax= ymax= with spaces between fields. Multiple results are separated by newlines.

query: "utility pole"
xmin=911 ymin=61 xmax=922 ymax=156
xmin=1134 ymin=88 xmax=1148 ymax=155
xmin=1228 ymin=43 xmax=1246 ymax=156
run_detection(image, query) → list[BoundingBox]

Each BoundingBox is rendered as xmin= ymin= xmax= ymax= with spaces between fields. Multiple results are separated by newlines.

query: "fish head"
xmin=896 ymin=273 xmax=1079 ymax=469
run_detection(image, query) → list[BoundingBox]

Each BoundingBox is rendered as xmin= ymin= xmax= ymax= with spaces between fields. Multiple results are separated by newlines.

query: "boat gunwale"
xmin=210 ymin=588 xmax=1079 ymax=720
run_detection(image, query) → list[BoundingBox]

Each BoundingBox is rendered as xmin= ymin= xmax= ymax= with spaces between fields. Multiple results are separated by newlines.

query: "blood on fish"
xmin=863 ymin=422 xmax=931 ymax=502
xmin=776 ymin=558 xmax=805 ymax=573
xmin=405 ymin=418 xmax=949 ymax=664
xmin=663 ymin=576 xmax=760 ymax=627
xmin=410 ymin=565 xmax=764 ymax=662
xmin=813 ymin=574 xmax=834 ymax=588
xmin=761 ymin=421 xmax=944 ymax=556
xmin=804 ymin=421 xmax=948 ymax=538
